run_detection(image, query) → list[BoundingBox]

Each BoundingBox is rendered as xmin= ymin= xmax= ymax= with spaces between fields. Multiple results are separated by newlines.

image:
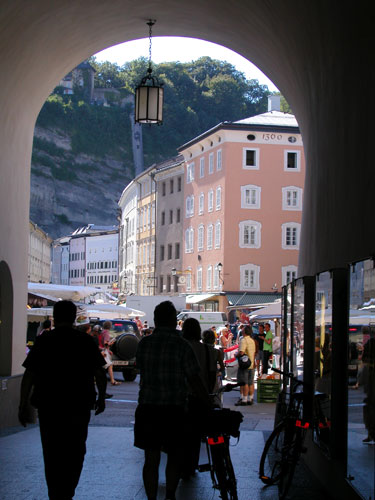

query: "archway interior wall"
xmin=1 ymin=0 xmax=375 ymax=377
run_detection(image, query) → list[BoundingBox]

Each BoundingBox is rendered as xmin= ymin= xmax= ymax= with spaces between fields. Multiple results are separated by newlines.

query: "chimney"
xmin=268 ymin=95 xmax=281 ymax=112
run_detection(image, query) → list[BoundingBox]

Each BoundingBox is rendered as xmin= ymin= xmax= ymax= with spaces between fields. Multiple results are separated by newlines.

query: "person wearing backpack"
xmin=235 ymin=325 xmax=256 ymax=406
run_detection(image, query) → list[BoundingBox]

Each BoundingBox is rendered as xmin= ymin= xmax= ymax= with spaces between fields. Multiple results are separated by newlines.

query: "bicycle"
xmin=259 ymin=368 xmax=330 ymax=499
xmin=199 ymin=383 xmax=243 ymax=500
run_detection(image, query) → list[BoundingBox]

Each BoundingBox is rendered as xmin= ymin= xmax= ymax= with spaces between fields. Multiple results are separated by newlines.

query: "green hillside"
xmin=30 ymin=57 xmax=276 ymax=238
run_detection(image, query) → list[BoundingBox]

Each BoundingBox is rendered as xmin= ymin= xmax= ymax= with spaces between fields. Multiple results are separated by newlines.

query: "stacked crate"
xmin=257 ymin=378 xmax=281 ymax=403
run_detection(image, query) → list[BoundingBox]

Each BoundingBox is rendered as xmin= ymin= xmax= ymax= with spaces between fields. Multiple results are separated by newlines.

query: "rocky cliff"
xmin=30 ymin=126 xmax=134 ymax=239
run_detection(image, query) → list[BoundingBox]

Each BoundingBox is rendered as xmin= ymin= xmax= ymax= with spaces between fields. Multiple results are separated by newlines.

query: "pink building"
xmin=179 ymin=98 xmax=304 ymax=297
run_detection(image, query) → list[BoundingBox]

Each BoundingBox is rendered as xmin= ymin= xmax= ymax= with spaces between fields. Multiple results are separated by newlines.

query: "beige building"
xmin=154 ymin=156 xmax=185 ymax=295
xmin=179 ymin=97 xmax=304 ymax=300
xmin=28 ymin=221 xmax=52 ymax=283
xmin=135 ymin=165 xmax=157 ymax=295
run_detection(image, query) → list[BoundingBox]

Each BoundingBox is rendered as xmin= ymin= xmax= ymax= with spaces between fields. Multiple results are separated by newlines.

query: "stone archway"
xmin=0 ymin=0 xmax=374 ymax=376
xmin=0 ymin=261 xmax=13 ymax=376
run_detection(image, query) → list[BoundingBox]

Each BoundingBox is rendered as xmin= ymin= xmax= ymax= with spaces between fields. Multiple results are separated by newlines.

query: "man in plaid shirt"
xmin=134 ymin=301 xmax=209 ymax=500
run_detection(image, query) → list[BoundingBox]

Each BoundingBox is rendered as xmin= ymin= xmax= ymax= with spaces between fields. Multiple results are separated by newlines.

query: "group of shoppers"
xmin=19 ymin=299 xmax=278 ymax=500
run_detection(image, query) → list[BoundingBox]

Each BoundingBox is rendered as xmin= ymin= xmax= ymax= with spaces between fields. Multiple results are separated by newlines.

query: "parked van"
xmin=177 ymin=311 xmax=227 ymax=331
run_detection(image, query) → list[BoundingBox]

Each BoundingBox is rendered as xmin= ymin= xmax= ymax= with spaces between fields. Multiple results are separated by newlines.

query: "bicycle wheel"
xmin=278 ymin=426 xmax=303 ymax=499
xmin=210 ymin=442 xmax=238 ymax=500
xmin=259 ymin=420 xmax=287 ymax=485
xmin=223 ymin=446 xmax=238 ymax=500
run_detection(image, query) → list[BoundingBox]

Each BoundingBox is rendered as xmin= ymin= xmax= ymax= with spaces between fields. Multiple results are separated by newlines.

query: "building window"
xmin=200 ymin=157 xmax=205 ymax=178
xmin=199 ymin=193 xmax=204 ymax=215
xmin=198 ymin=225 xmax=204 ymax=251
xmin=284 ymin=150 xmax=301 ymax=171
xmin=162 ymin=182 xmax=166 ymax=196
xmin=177 ymin=208 xmax=181 ymax=223
xmin=178 ymin=177 xmax=182 ymax=192
xmin=161 ymin=211 xmax=165 ymax=225
xmin=243 ymin=148 xmax=259 ymax=170
xmin=197 ymin=266 xmax=203 ymax=291
xmin=187 ymin=162 xmax=195 ymax=183
xmin=241 ymin=185 xmax=261 ymax=209
xmin=214 ymin=264 xmax=220 ymax=289
xmin=185 ymin=227 xmax=194 ymax=253
xmin=217 ymin=149 xmax=222 ymax=171
xmin=169 ymin=210 xmax=173 ymax=224
xmin=170 ymin=179 xmax=174 ymax=194
xmin=208 ymin=189 xmax=214 ymax=212
xmin=282 ymin=223 xmax=300 ymax=249
xmin=185 ymin=195 xmax=194 ymax=217
xmin=216 ymin=186 xmax=222 ymax=211
xmin=160 ymin=245 xmax=165 ymax=261
xmin=167 ymin=274 xmax=171 ymax=292
xmin=282 ymin=186 xmax=303 ymax=210
xmin=168 ymin=244 xmax=172 ymax=260
xmin=207 ymin=224 xmax=213 ymax=250
xmin=209 ymin=153 xmax=214 ymax=174
xmin=186 ymin=268 xmax=192 ymax=291
xmin=240 ymin=263 xmax=260 ymax=290
xmin=282 ymin=265 xmax=298 ymax=286
xmin=207 ymin=266 xmax=212 ymax=290
xmin=215 ymin=221 xmax=221 ymax=249
xmin=239 ymin=220 xmax=261 ymax=248
xmin=175 ymin=242 xmax=180 ymax=259
xmin=159 ymin=275 xmax=164 ymax=293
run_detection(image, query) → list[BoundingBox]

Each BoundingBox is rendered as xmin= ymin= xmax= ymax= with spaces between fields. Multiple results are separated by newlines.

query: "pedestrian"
xmin=176 ymin=319 xmax=183 ymax=330
xmin=181 ymin=318 xmax=218 ymax=478
xmin=359 ymin=338 xmax=375 ymax=443
xmin=79 ymin=322 xmax=113 ymax=400
xmin=235 ymin=325 xmax=256 ymax=406
xmin=219 ymin=323 xmax=233 ymax=349
xmin=37 ymin=319 xmax=52 ymax=336
xmin=18 ymin=300 xmax=107 ymax=500
xmin=95 ymin=322 xmax=121 ymax=386
xmin=263 ymin=322 xmax=273 ymax=375
xmin=202 ymin=328 xmax=225 ymax=404
xmin=134 ymin=301 xmax=209 ymax=500
xmin=255 ymin=324 xmax=265 ymax=376
xmin=134 ymin=316 xmax=143 ymax=331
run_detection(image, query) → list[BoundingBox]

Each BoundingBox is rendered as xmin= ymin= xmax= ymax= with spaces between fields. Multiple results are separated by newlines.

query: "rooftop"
xmin=234 ymin=110 xmax=298 ymax=128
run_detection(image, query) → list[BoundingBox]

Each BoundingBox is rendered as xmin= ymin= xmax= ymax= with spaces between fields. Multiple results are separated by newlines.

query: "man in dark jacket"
xmin=19 ymin=300 xmax=107 ymax=500
xmin=134 ymin=301 xmax=209 ymax=500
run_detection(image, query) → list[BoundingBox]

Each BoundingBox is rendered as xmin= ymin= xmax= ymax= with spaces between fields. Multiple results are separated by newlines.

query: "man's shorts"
xmin=237 ymin=368 xmax=255 ymax=386
xmin=134 ymin=404 xmax=186 ymax=452
xmin=255 ymin=351 xmax=263 ymax=361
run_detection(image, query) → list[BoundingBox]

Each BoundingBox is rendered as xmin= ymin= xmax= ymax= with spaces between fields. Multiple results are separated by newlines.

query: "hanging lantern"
xmin=135 ymin=20 xmax=164 ymax=125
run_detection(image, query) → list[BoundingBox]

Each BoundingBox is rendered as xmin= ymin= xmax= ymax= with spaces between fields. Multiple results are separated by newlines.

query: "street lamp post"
xmin=217 ymin=262 xmax=224 ymax=286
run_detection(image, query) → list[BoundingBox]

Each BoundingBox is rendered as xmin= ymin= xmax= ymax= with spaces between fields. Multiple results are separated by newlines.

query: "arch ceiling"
xmin=1 ymin=0 xmax=374 ymax=372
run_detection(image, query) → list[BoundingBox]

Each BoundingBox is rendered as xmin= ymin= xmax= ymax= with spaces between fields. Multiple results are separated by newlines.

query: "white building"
xmin=51 ymin=237 xmax=70 ymax=285
xmin=86 ymin=232 xmax=119 ymax=294
xmin=118 ymin=180 xmax=139 ymax=296
xmin=66 ymin=224 xmax=119 ymax=294
xmin=69 ymin=234 xmax=86 ymax=286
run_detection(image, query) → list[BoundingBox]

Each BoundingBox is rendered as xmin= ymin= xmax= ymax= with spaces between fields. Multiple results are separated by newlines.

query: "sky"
xmin=94 ymin=36 xmax=279 ymax=91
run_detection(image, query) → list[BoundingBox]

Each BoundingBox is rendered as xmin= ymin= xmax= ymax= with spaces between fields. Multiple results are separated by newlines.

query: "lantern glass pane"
xmin=158 ymin=87 xmax=164 ymax=122
xmin=147 ymin=87 xmax=158 ymax=121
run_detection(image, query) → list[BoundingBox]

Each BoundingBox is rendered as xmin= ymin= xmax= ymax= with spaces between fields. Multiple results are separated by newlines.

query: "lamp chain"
xmin=147 ymin=20 xmax=155 ymax=73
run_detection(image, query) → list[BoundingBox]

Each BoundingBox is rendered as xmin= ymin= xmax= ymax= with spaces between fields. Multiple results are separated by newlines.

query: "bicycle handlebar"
xmin=210 ymin=382 xmax=243 ymax=397
xmin=272 ymin=367 xmax=306 ymax=387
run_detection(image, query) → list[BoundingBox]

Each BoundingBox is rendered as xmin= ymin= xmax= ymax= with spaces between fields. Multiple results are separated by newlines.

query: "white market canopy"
xmin=27 ymin=303 xmax=145 ymax=322
xmin=87 ymin=303 xmax=145 ymax=318
xmin=28 ymin=283 xmax=101 ymax=302
xmin=250 ymin=300 xmax=282 ymax=320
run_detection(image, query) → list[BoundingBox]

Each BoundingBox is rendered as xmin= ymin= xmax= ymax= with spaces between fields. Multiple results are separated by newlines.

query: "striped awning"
xmin=226 ymin=292 xmax=282 ymax=308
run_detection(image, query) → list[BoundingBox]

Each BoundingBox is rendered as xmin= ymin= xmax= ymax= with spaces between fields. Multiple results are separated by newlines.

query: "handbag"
xmin=238 ymin=354 xmax=251 ymax=370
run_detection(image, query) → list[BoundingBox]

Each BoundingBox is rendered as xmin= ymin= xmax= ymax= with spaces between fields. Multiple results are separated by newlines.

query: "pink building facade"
xmin=179 ymin=107 xmax=304 ymax=295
